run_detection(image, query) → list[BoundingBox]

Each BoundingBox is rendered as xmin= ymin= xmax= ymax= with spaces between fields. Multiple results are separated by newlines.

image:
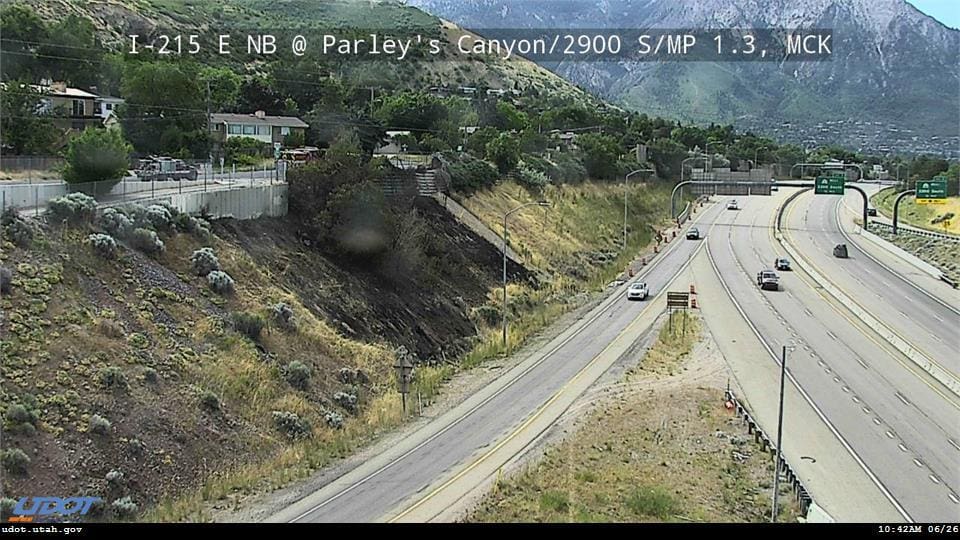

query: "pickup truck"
xmin=757 ymin=269 xmax=780 ymax=291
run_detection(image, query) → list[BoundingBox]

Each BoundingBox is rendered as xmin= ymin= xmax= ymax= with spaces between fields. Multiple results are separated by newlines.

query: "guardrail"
xmin=724 ymin=388 xmax=814 ymax=518
xmin=869 ymin=221 xmax=960 ymax=243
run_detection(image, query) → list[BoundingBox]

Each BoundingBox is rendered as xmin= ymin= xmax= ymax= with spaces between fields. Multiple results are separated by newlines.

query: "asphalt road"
xmin=269 ymin=202 xmax=727 ymax=523
xmin=707 ymin=191 xmax=960 ymax=522
xmin=784 ymin=188 xmax=960 ymax=382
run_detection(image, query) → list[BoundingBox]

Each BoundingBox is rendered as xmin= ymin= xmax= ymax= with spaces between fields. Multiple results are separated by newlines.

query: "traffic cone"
xmin=691 ymin=297 xmax=698 ymax=309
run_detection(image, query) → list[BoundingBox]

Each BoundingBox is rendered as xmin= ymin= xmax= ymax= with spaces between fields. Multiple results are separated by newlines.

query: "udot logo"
xmin=7 ymin=497 xmax=100 ymax=522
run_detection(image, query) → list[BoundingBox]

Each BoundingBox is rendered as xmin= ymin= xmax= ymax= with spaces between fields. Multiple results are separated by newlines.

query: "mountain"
xmin=409 ymin=0 xmax=960 ymax=157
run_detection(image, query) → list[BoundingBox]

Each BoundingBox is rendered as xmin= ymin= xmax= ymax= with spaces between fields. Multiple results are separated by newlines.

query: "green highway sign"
xmin=815 ymin=175 xmax=845 ymax=195
xmin=916 ymin=178 xmax=948 ymax=204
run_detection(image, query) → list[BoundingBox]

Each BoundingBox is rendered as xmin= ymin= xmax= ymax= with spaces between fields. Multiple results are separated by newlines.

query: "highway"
xmin=784 ymin=188 xmax=960 ymax=384
xmin=706 ymin=190 xmax=960 ymax=522
xmin=268 ymin=202 xmax=727 ymax=523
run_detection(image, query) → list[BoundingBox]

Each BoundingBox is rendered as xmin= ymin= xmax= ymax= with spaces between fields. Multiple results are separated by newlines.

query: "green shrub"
xmin=105 ymin=470 xmax=124 ymax=483
xmin=231 ymin=311 xmax=264 ymax=341
xmin=624 ymin=486 xmax=678 ymax=519
xmin=272 ymin=410 xmax=312 ymax=439
xmin=63 ymin=127 xmax=132 ymax=187
xmin=207 ymin=270 xmax=235 ymax=294
xmin=5 ymin=403 xmax=38 ymax=426
xmin=0 ymin=498 xmax=16 ymax=519
xmin=143 ymin=367 xmax=159 ymax=384
xmin=200 ymin=390 xmax=220 ymax=411
xmin=0 ymin=267 xmax=10 ymax=295
xmin=539 ymin=490 xmax=569 ymax=513
xmin=47 ymin=192 xmax=97 ymax=224
xmin=129 ymin=228 xmax=165 ymax=256
xmin=283 ymin=361 xmax=311 ymax=390
xmin=516 ymin=165 xmax=549 ymax=191
xmin=448 ymin=155 xmax=499 ymax=193
xmin=86 ymin=233 xmax=119 ymax=259
xmin=99 ymin=366 xmax=128 ymax=390
xmin=89 ymin=414 xmax=111 ymax=435
xmin=1 ymin=448 xmax=30 ymax=474
xmin=190 ymin=247 xmax=220 ymax=276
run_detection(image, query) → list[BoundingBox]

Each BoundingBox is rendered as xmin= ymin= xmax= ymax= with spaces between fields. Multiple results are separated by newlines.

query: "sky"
xmin=906 ymin=0 xmax=960 ymax=29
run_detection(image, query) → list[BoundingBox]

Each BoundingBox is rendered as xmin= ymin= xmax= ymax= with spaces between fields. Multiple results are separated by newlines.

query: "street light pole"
xmin=502 ymin=201 xmax=550 ymax=347
xmin=772 ymin=344 xmax=789 ymax=522
xmin=624 ymin=168 xmax=655 ymax=249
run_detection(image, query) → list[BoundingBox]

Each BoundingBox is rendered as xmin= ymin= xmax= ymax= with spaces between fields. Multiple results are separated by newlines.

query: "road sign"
xmin=815 ymin=175 xmax=845 ymax=195
xmin=917 ymin=178 xmax=948 ymax=205
xmin=666 ymin=292 xmax=690 ymax=308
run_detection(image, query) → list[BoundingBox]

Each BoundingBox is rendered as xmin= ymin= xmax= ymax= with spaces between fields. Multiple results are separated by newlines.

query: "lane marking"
xmin=704 ymin=214 xmax=914 ymax=523
xmin=286 ymin=203 xmax=726 ymax=523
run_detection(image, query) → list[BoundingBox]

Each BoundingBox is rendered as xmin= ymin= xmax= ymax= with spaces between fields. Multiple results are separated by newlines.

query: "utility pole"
xmin=206 ymin=79 xmax=212 ymax=193
xmin=502 ymin=201 xmax=550 ymax=346
xmin=772 ymin=343 xmax=791 ymax=522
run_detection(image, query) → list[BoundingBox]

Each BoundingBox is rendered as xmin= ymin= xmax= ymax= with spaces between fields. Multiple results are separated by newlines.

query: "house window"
xmin=228 ymin=124 xmax=242 ymax=135
xmin=105 ymin=103 xmax=113 ymax=111
xmin=281 ymin=127 xmax=290 ymax=136
xmin=243 ymin=124 xmax=257 ymax=135
xmin=72 ymin=99 xmax=84 ymax=117
xmin=258 ymin=125 xmax=270 ymax=136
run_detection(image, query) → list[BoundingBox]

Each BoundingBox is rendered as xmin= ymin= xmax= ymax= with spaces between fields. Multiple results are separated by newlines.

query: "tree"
xmin=648 ymin=138 xmax=686 ymax=180
xmin=199 ymin=67 xmax=242 ymax=112
xmin=375 ymin=92 xmax=447 ymax=131
xmin=577 ymin=133 xmax=621 ymax=179
xmin=485 ymin=133 xmax=521 ymax=174
xmin=119 ymin=61 xmax=207 ymax=157
xmin=0 ymin=5 xmax=49 ymax=81
xmin=38 ymin=15 xmax=103 ymax=89
xmin=466 ymin=126 xmax=498 ymax=156
xmin=0 ymin=81 xmax=61 ymax=155
xmin=63 ymin=128 xmax=132 ymax=186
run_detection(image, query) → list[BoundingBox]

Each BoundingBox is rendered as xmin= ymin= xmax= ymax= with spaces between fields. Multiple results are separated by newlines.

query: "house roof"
xmin=210 ymin=112 xmax=308 ymax=128
xmin=35 ymin=85 xmax=98 ymax=99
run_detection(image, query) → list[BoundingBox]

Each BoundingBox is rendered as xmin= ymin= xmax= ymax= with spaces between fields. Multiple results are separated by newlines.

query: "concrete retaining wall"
xmin=128 ymin=184 xmax=288 ymax=220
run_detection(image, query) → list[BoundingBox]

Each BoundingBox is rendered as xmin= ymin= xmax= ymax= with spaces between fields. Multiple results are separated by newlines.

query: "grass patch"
xmin=873 ymin=189 xmax=959 ymax=235
xmin=624 ymin=485 xmax=679 ymax=519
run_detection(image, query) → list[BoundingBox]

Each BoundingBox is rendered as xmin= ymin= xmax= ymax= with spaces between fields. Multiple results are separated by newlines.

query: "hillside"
xmin=19 ymin=0 xmax=598 ymax=103
xmin=410 ymin=0 xmax=960 ymax=158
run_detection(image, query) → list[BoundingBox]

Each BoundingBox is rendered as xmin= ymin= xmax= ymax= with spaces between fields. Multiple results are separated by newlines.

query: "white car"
xmin=727 ymin=199 xmax=739 ymax=210
xmin=626 ymin=282 xmax=649 ymax=301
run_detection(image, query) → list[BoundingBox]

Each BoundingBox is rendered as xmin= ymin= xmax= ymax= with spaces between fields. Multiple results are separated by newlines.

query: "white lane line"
xmin=853 ymin=396 xmax=861 ymax=403
xmin=857 ymin=358 xmax=868 ymax=369
xmin=885 ymin=431 xmax=894 ymax=438
xmin=934 ymin=314 xmax=945 ymax=323
xmin=895 ymin=393 xmax=910 ymax=406
xmin=913 ymin=458 xmax=923 ymax=467
xmin=826 ymin=331 xmax=838 ymax=341
xmin=862 ymin=406 xmax=872 ymax=414
xmin=898 ymin=443 xmax=908 ymax=452
xmin=873 ymin=418 xmax=882 ymax=426
xmin=948 ymin=439 xmax=960 ymax=452
xmin=930 ymin=475 xmax=941 ymax=485
xmin=904 ymin=296 xmax=914 ymax=303
xmin=803 ymin=308 xmax=813 ymax=317
xmin=842 ymin=386 xmax=850 ymax=393
xmin=950 ymin=493 xmax=960 ymax=504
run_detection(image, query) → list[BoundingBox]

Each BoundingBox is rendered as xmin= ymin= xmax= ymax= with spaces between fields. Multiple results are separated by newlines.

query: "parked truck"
xmin=135 ymin=156 xmax=198 ymax=182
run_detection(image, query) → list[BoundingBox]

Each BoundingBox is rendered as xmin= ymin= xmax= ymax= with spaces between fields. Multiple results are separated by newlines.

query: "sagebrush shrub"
xmin=47 ymin=192 xmax=97 ymax=224
xmin=130 ymin=228 xmax=164 ymax=256
xmin=89 ymin=414 xmax=111 ymax=435
xmin=271 ymin=302 xmax=296 ymax=330
xmin=144 ymin=204 xmax=173 ymax=230
xmin=333 ymin=391 xmax=357 ymax=412
xmin=143 ymin=367 xmax=159 ymax=384
xmin=2 ymin=210 xmax=34 ymax=247
xmin=87 ymin=233 xmax=119 ymax=259
xmin=207 ymin=270 xmax=235 ymax=294
xmin=105 ymin=470 xmax=124 ymax=483
xmin=5 ymin=404 xmax=38 ymax=426
xmin=111 ymin=497 xmax=138 ymax=518
xmin=272 ymin=411 xmax=311 ymax=439
xmin=97 ymin=208 xmax=133 ymax=238
xmin=324 ymin=410 xmax=344 ymax=429
xmin=283 ymin=361 xmax=311 ymax=390
xmin=190 ymin=247 xmax=220 ymax=276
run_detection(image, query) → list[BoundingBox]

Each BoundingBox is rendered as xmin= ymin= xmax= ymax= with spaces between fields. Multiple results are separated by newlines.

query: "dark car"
xmin=833 ymin=244 xmax=849 ymax=258
xmin=686 ymin=227 xmax=701 ymax=240
xmin=867 ymin=208 xmax=878 ymax=217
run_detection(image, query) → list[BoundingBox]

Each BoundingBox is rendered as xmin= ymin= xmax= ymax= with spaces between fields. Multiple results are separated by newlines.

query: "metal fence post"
xmin=34 ymin=186 xmax=39 ymax=217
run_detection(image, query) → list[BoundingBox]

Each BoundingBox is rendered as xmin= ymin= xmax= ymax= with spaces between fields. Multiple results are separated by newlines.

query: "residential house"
xmin=375 ymin=130 xmax=413 ymax=155
xmin=95 ymin=95 xmax=125 ymax=122
xmin=209 ymin=111 xmax=309 ymax=148
xmin=34 ymin=81 xmax=100 ymax=131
